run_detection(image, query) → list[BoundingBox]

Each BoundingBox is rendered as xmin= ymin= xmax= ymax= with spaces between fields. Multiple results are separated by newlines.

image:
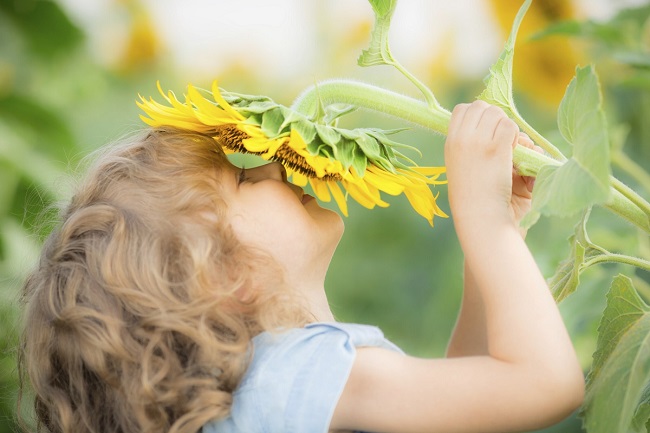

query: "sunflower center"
xmin=213 ymin=125 xmax=342 ymax=181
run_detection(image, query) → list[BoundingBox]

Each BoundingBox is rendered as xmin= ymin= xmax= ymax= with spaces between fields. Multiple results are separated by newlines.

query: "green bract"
xmin=221 ymin=89 xmax=419 ymax=175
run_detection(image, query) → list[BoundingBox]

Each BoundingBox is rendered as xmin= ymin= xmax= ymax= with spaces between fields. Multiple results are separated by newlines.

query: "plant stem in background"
xmin=613 ymin=150 xmax=650 ymax=195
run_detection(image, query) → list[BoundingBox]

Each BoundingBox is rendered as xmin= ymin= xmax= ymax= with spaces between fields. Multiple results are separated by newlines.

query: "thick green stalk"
xmin=292 ymin=79 xmax=650 ymax=233
xmin=611 ymin=177 xmax=650 ymax=219
xmin=512 ymin=115 xmax=567 ymax=162
xmin=292 ymin=79 xmax=451 ymax=133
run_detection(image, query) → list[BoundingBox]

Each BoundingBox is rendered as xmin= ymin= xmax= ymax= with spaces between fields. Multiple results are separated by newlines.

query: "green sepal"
xmin=290 ymin=118 xmax=317 ymax=144
xmin=352 ymin=146 xmax=368 ymax=176
xmin=355 ymin=134 xmax=382 ymax=160
xmin=210 ymin=85 xmax=429 ymax=180
xmin=583 ymin=275 xmax=650 ymax=433
xmin=235 ymin=100 xmax=279 ymax=114
xmin=323 ymin=104 xmax=357 ymax=125
xmin=331 ymin=138 xmax=356 ymax=170
xmin=315 ymin=124 xmax=341 ymax=147
xmin=260 ymin=107 xmax=286 ymax=137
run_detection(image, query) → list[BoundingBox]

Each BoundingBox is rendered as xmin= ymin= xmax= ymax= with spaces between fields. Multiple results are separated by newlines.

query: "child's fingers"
xmin=518 ymin=132 xmax=534 ymax=149
xmin=448 ymin=104 xmax=470 ymax=136
xmin=493 ymin=117 xmax=519 ymax=149
xmin=462 ymin=100 xmax=492 ymax=130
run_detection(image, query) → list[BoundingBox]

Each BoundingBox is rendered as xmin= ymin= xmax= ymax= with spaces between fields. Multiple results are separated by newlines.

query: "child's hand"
xmin=444 ymin=101 xmax=540 ymax=233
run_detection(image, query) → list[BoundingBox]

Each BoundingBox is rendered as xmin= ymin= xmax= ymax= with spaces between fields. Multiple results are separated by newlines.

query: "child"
xmin=19 ymin=101 xmax=584 ymax=433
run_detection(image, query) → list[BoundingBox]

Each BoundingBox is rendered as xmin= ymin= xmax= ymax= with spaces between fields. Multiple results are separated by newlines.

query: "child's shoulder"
xmin=254 ymin=322 xmax=398 ymax=358
xmin=203 ymin=323 xmax=401 ymax=433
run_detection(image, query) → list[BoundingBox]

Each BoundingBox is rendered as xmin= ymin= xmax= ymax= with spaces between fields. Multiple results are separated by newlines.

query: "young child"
xmin=19 ymin=101 xmax=584 ymax=433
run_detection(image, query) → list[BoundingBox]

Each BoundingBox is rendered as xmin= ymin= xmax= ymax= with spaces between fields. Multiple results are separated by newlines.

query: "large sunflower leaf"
xmin=558 ymin=65 xmax=611 ymax=191
xmin=522 ymin=65 xmax=611 ymax=228
xmin=477 ymin=0 xmax=531 ymax=114
xmin=358 ymin=0 xmax=398 ymax=67
xmin=583 ymin=275 xmax=650 ymax=433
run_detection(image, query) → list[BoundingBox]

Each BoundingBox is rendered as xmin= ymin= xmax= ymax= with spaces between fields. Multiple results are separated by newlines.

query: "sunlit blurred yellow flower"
xmin=137 ymin=82 xmax=447 ymax=225
xmin=116 ymin=0 xmax=161 ymax=73
xmin=487 ymin=0 xmax=584 ymax=106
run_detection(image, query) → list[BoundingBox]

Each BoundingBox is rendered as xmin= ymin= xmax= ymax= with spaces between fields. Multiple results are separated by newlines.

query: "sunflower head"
xmin=137 ymin=81 xmax=447 ymax=225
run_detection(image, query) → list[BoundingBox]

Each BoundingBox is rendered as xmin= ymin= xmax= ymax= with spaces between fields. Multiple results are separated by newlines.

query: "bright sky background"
xmin=58 ymin=0 xmax=649 ymax=82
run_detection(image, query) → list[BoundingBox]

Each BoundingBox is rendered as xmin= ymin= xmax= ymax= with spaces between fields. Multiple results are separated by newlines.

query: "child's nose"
xmin=250 ymin=162 xmax=287 ymax=182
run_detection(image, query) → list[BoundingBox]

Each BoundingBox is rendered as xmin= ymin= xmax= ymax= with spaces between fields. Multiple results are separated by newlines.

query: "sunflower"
xmin=137 ymin=81 xmax=447 ymax=225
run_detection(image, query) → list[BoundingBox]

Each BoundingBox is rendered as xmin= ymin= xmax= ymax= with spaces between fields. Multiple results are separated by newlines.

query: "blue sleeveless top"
xmin=203 ymin=322 xmax=401 ymax=433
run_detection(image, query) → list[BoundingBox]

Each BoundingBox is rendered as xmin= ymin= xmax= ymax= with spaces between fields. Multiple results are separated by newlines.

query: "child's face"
xmin=219 ymin=160 xmax=344 ymax=282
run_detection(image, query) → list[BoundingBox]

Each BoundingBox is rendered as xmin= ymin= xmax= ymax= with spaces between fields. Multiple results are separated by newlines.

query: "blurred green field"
xmin=2 ymin=1 xmax=650 ymax=432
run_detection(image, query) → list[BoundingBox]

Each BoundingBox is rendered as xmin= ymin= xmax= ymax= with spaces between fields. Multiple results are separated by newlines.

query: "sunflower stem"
xmin=291 ymin=79 xmax=650 ymax=233
xmin=292 ymin=79 xmax=451 ymax=133
xmin=612 ymin=150 xmax=650 ymax=196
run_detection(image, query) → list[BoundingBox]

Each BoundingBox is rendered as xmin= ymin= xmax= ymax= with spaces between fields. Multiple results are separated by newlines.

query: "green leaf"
xmin=548 ymin=210 xmax=601 ymax=302
xmin=477 ymin=0 xmax=531 ymax=112
xmin=357 ymin=0 xmax=398 ymax=67
xmin=0 ymin=94 xmax=76 ymax=162
xmin=366 ymin=0 xmax=397 ymax=18
xmin=530 ymin=19 xmax=626 ymax=46
xmin=633 ymin=382 xmax=650 ymax=432
xmin=0 ymin=0 xmax=83 ymax=60
xmin=558 ymin=66 xmax=611 ymax=189
xmin=583 ymin=275 xmax=650 ymax=433
xmin=523 ymin=66 xmax=611 ymax=228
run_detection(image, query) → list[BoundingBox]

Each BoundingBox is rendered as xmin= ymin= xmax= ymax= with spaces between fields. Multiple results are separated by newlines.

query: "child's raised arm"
xmin=329 ymin=101 xmax=584 ymax=433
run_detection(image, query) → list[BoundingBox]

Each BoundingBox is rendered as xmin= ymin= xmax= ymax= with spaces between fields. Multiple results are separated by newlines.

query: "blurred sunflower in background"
xmin=115 ymin=0 xmax=161 ymax=73
xmin=138 ymin=82 xmax=447 ymax=225
xmin=487 ymin=0 xmax=584 ymax=106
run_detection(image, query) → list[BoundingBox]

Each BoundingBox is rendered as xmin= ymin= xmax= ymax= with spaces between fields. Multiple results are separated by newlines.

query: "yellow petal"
xmin=211 ymin=81 xmax=245 ymax=121
xmin=310 ymin=179 xmax=331 ymax=202
xmin=187 ymin=85 xmax=238 ymax=126
xmin=242 ymin=137 xmax=271 ymax=153
xmin=328 ymin=181 xmax=348 ymax=216
xmin=291 ymin=171 xmax=309 ymax=187
xmin=364 ymin=169 xmax=405 ymax=196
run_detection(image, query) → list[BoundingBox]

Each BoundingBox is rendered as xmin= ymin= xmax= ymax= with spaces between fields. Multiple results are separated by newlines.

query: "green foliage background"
xmin=1 ymin=1 xmax=649 ymax=432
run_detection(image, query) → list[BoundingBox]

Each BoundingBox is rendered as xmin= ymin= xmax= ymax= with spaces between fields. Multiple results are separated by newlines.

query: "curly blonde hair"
xmin=19 ymin=128 xmax=309 ymax=433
